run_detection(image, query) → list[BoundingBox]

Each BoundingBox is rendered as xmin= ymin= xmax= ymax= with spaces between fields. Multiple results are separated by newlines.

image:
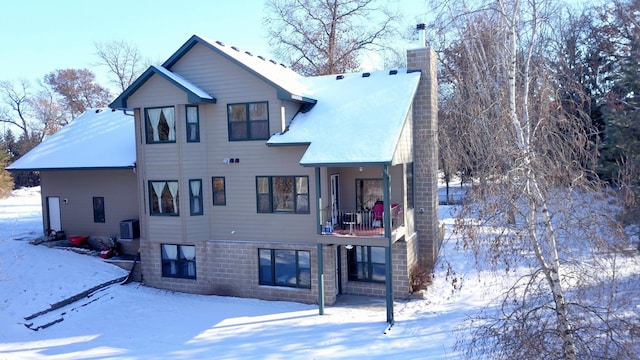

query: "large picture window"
xmin=186 ymin=105 xmax=200 ymax=142
xmin=256 ymin=176 xmax=309 ymax=213
xmin=347 ymin=246 xmax=386 ymax=282
xmin=149 ymin=180 xmax=179 ymax=215
xmin=356 ymin=178 xmax=383 ymax=210
xmin=227 ymin=102 xmax=269 ymax=140
xmin=212 ymin=177 xmax=226 ymax=205
xmin=258 ymin=249 xmax=311 ymax=288
xmin=145 ymin=106 xmax=176 ymax=143
xmin=161 ymin=244 xmax=196 ymax=279
xmin=189 ymin=179 xmax=203 ymax=216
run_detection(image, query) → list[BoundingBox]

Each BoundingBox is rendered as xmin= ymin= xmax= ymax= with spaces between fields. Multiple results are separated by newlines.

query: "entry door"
xmin=47 ymin=197 xmax=62 ymax=231
xmin=330 ymin=174 xmax=340 ymax=225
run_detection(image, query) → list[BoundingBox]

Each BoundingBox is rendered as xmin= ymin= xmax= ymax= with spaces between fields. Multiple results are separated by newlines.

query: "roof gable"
xmin=110 ymin=65 xmax=216 ymax=109
xmin=162 ymin=35 xmax=316 ymax=107
xmin=7 ymin=109 xmax=135 ymax=171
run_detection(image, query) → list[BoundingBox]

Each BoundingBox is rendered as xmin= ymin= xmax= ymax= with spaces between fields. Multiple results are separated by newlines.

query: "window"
xmin=258 ymin=249 xmax=311 ymax=288
xmin=406 ymin=162 xmax=414 ymax=209
xmin=356 ymin=179 xmax=383 ymax=210
xmin=149 ymin=181 xmax=179 ymax=215
xmin=256 ymin=176 xmax=309 ymax=213
xmin=189 ymin=179 xmax=203 ymax=216
xmin=93 ymin=197 xmax=105 ymax=223
xmin=228 ymin=102 xmax=269 ymax=140
xmin=161 ymin=244 xmax=196 ymax=279
xmin=347 ymin=246 xmax=386 ymax=282
xmin=212 ymin=177 xmax=226 ymax=205
xmin=186 ymin=105 xmax=199 ymax=142
xmin=145 ymin=106 xmax=176 ymax=143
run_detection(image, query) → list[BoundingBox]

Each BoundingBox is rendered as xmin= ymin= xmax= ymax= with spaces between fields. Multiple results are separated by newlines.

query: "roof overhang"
xmin=110 ymin=65 xmax=216 ymax=109
xmin=6 ymin=166 xmax=135 ymax=172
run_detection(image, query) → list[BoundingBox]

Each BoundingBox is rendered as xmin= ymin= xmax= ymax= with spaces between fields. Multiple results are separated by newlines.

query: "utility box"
xmin=120 ymin=219 xmax=140 ymax=239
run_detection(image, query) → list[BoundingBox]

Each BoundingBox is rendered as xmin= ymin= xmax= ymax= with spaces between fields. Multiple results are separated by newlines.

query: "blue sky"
xmin=1 ymin=0 xmax=428 ymax=91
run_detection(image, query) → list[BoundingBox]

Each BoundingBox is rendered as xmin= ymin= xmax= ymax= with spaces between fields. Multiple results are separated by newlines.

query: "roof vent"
xmin=245 ymin=51 xmax=253 ymax=56
xmin=389 ymin=69 xmax=398 ymax=75
xmin=216 ymin=41 xmax=225 ymax=46
xmin=362 ymin=72 xmax=371 ymax=78
xmin=231 ymin=46 xmax=239 ymax=51
xmin=336 ymin=75 xmax=344 ymax=80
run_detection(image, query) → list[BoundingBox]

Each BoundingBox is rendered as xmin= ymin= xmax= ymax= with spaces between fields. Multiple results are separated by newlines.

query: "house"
xmin=6 ymin=108 xmax=140 ymax=254
xmin=9 ymin=29 xmax=441 ymax=319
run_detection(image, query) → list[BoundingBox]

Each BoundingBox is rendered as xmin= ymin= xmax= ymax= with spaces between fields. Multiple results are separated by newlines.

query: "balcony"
xmin=322 ymin=204 xmax=404 ymax=237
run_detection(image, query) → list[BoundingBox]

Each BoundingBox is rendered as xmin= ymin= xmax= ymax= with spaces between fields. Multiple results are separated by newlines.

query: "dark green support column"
xmin=317 ymin=243 xmax=324 ymax=315
xmin=383 ymin=164 xmax=394 ymax=325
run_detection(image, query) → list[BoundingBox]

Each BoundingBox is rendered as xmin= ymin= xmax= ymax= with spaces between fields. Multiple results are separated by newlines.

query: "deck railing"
xmin=322 ymin=205 xmax=404 ymax=236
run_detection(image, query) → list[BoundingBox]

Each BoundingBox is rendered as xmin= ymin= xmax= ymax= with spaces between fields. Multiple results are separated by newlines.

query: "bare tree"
xmin=430 ymin=0 xmax=638 ymax=358
xmin=0 ymin=80 xmax=34 ymax=141
xmin=44 ymin=68 xmax=111 ymax=119
xmin=94 ymin=40 xmax=147 ymax=92
xmin=264 ymin=0 xmax=401 ymax=75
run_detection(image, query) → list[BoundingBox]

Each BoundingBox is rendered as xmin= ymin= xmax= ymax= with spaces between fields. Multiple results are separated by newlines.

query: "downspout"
xmin=383 ymin=164 xmax=394 ymax=325
xmin=315 ymin=167 xmax=325 ymax=315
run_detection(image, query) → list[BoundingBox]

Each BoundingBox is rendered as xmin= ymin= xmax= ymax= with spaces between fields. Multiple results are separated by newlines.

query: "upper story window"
xmin=406 ymin=162 xmax=414 ymax=209
xmin=189 ymin=179 xmax=203 ymax=216
xmin=256 ymin=176 xmax=309 ymax=214
xmin=356 ymin=178 xmax=383 ymax=210
xmin=149 ymin=180 xmax=179 ymax=216
xmin=212 ymin=177 xmax=226 ymax=206
xmin=227 ymin=102 xmax=269 ymax=141
xmin=145 ymin=106 xmax=176 ymax=143
xmin=186 ymin=105 xmax=200 ymax=142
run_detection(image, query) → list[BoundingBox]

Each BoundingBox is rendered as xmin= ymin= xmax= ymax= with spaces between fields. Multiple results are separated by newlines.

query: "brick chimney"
xmin=407 ymin=24 xmax=441 ymax=269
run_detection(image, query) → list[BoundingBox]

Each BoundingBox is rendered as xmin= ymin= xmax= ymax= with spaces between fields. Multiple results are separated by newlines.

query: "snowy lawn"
xmin=0 ymin=187 xmax=637 ymax=359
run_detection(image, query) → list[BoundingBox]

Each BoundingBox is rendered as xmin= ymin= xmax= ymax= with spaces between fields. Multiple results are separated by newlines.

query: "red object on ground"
xmin=69 ymin=235 xmax=89 ymax=245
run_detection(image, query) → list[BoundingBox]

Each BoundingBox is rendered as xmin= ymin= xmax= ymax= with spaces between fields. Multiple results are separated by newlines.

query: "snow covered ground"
xmin=0 ymin=187 xmax=637 ymax=359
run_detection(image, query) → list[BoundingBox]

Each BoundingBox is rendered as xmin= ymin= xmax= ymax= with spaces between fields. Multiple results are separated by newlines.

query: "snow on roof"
xmin=170 ymin=35 xmax=314 ymax=103
xmin=152 ymin=65 xmax=215 ymax=101
xmin=267 ymin=69 xmax=421 ymax=166
xmin=6 ymin=109 xmax=135 ymax=171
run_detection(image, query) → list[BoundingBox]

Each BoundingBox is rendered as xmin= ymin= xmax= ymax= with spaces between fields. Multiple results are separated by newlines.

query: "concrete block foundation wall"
xmin=139 ymin=240 xmax=337 ymax=305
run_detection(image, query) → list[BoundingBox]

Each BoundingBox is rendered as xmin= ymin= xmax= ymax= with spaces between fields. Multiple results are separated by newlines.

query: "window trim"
xmin=92 ymin=196 xmax=105 ymax=223
xmin=212 ymin=176 xmax=226 ymax=206
xmin=161 ymin=244 xmax=196 ymax=279
xmin=227 ymin=101 xmax=270 ymax=141
xmin=148 ymin=180 xmax=180 ymax=216
xmin=258 ymin=248 xmax=311 ymax=289
xmin=144 ymin=106 xmax=176 ymax=144
xmin=255 ymin=176 xmax=310 ymax=214
xmin=185 ymin=105 xmax=200 ymax=143
xmin=189 ymin=179 xmax=203 ymax=216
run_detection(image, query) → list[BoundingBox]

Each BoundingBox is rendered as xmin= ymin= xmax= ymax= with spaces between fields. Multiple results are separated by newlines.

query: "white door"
xmin=47 ymin=197 xmax=61 ymax=231
xmin=330 ymin=174 xmax=340 ymax=225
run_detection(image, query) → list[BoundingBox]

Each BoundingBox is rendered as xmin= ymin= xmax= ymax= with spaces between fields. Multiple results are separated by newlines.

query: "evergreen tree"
xmin=600 ymin=32 xmax=640 ymax=221
xmin=0 ymin=142 xmax=13 ymax=198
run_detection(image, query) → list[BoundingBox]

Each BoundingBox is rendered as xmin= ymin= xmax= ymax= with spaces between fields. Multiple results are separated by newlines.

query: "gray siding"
xmin=39 ymin=169 xmax=137 ymax=237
